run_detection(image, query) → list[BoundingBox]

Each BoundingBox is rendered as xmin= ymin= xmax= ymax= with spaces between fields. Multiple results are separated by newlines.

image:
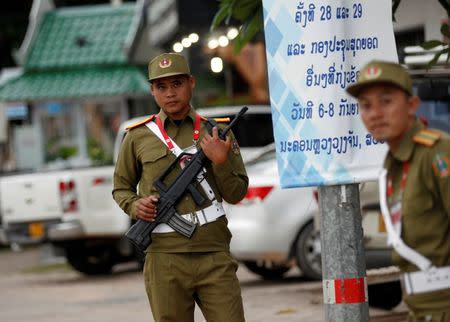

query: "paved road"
xmin=0 ymin=245 xmax=405 ymax=322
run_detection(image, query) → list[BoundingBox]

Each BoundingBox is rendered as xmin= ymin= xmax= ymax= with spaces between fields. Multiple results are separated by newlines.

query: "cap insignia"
xmin=159 ymin=58 xmax=172 ymax=69
xmin=365 ymin=66 xmax=381 ymax=79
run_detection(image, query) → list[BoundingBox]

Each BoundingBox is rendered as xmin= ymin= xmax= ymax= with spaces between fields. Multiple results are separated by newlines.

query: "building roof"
xmin=0 ymin=66 xmax=149 ymax=102
xmin=25 ymin=3 xmax=136 ymax=71
xmin=0 ymin=3 xmax=154 ymax=102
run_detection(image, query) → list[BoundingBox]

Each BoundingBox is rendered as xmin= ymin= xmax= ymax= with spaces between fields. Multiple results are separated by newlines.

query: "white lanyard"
xmin=146 ymin=121 xmax=184 ymax=156
xmin=146 ymin=121 xmax=215 ymax=201
xmin=379 ymin=169 xmax=432 ymax=271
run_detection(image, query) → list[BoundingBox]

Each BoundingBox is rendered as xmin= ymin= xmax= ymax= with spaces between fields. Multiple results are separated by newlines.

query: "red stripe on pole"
xmin=334 ymin=277 xmax=366 ymax=304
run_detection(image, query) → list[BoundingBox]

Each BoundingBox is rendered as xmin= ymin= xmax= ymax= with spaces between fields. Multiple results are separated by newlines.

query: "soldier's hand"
xmin=135 ymin=195 xmax=159 ymax=222
xmin=200 ymin=126 xmax=231 ymax=165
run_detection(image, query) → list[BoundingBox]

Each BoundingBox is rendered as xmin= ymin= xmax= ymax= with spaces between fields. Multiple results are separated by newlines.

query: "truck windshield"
xmin=1 ymin=100 xmax=124 ymax=174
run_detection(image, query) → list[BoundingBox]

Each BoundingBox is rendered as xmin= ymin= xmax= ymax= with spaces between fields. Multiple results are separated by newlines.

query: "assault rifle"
xmin=125 ymin=106 xmax=248 ymax=252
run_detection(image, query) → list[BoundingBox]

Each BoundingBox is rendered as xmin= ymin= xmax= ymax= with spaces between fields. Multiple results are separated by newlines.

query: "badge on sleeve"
xmin=432 ymin=153 xmax=449 ymax=178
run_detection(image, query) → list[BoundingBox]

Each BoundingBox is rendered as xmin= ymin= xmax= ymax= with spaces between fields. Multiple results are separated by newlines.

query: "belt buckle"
xmin=187 ymin=212 xmax=199 ymax=225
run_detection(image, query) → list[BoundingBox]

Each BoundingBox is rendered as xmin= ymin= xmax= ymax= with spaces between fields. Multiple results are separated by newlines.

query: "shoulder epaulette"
xmin=413 ymin=129 xmax=441 ymax=147
xmin=125 ymin=115 xmax=156 ymax=131
xmin=200 ymin=116 xmax=231 ymax=123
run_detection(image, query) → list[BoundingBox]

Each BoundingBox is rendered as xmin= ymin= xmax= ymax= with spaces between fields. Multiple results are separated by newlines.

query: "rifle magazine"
xmin=167 ymin=214 xmax=196 ymax=238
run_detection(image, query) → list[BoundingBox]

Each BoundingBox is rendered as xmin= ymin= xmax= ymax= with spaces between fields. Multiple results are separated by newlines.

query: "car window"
xmin=197 ymin=106 xmax=274 ymax=163
xmin=414 ymin=78 xmax=450 ymax=132
xmin=197 ymin=106 xmax=275 ymax=149
xmin=416 ymin=101 xmax=450 ymax=132
xmin=214 ymin=113 xmax=274 ymax=148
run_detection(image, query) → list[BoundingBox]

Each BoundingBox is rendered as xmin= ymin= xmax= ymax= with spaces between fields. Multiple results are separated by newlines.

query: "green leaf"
xmin=441 ymin=23 xmax=450 ymax=38
xmin=421 ymin=40 xmax=445 ymax=50
xmin=226 ymin=1 xmax=236 ymax=25
xmin=211 ymin=0 xmax=236 ymax=30
xmin=231 ymin=0 xmax=261 ymax=21
xmin=211 ymin=0 xmax=263 ymax=53
xmin=212 ymin=0 xmax=259 ymax=27
xmin=211 ymin=3 xmax=232 ymax=31
xmin=427 ymin=51 xmax=442 ymax=69
xmin=233 ymin=7 xmax=263 ymax=53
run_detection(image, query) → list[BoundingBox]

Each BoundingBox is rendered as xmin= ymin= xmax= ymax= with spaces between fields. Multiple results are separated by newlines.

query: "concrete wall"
xmin=394 ymin=0 xmax=447 ymax=40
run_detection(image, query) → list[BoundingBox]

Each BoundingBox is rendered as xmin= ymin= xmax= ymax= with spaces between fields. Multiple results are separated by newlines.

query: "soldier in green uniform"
xmin=347 ymin=60 xmax=450 ymax=322
xmin=113 ymin=52 xmax=248 ymax=322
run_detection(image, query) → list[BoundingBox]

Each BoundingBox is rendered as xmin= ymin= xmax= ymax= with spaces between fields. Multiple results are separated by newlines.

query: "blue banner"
xmin=263 ymin=0 xmax=397 ymax=187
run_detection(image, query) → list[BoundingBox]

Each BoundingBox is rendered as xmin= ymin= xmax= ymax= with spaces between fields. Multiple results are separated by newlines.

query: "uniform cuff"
xmin=212 ymin=158 xmax=234 ymax=175
xmin=129 ymin=199 xmax=139 ymax=220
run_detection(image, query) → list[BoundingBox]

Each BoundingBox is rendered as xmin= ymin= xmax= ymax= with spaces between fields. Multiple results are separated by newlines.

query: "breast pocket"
xmin=403 ymin=189 xmax=433 ymax=220
xmin=141 ymin=147 xmax=170 ymax=171
xmin=139 ymin=147 xmax=172 ymax=189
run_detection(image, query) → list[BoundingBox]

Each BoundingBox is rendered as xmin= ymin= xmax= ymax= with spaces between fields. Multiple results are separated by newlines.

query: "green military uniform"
xmin=347 ymin=60 xmax=450 ymax=322
xmin=113 ymin=53 xmax=248 ymax=322
xmin=113 ymin=109 xmax=248 ymax=322
xmin=385 ymin=120 xmax=450 ymax=322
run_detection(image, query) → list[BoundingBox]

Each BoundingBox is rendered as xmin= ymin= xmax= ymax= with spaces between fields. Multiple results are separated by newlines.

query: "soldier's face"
xmin=358 ymin=84 xmax=419 ymax=151
xmin=151 ymin=75 xmax=195 ymax=120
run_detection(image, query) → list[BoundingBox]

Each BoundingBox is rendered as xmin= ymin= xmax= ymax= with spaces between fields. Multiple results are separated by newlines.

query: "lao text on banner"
xmin=262 ymin=0 xmax=397 ymax=187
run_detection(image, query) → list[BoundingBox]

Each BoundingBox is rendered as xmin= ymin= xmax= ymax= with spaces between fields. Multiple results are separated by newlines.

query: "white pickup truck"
xmin=0 ymin=105 xmax=273 ymax=275
xmin=0 ymin=117 xmax=140 ymax=275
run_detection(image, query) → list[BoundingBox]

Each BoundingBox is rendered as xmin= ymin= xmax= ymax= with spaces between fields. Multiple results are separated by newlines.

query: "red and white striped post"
xmin=323 ymin=277 xmax=368 ymax=304
xmin=319 ymin=184 xmax=369 ymax=321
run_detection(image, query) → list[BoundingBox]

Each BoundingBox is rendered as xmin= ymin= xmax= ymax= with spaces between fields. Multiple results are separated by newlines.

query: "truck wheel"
xmin=368 ymin=281 xmax=402 ymax=310
xmin=243 ymin=260 xmax=291 ymax=279
xmin=294 ymin=221 xmax=322 ymax=280
xmin=64 ymin=243 xmax=116 ymax=275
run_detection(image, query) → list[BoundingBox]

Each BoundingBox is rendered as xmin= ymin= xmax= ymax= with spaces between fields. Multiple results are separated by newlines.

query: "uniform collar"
xmin=384 ymin=119 xmax=424 ymax=167
xmin=158 ymin=106 xmax=196 ymax=126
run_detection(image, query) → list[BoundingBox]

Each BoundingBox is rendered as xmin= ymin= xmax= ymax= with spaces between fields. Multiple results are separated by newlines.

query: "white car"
xmin=225 ymin=144 xmax=390 ymax=281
